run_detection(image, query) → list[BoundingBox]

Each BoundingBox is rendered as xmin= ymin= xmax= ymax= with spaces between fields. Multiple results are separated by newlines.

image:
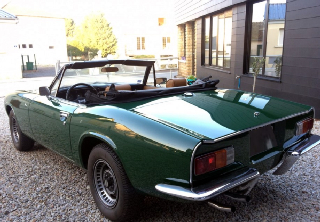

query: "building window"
xmin=278 ymin=28 xmax=284 ymax=46
xmin=202 ymin=9 xmax=232 ymax=69
xmin=162 ymin=37 xmax=171 ymax=49
xmin=137 ymin=37 xmax=145 ymax=50
xmin=22 ymin=44 xmax=26 ymax=48
xmin=158 ymin=18 xmax=166 ymax=26
xmin=245 ymin=0 xmax=286 ymax=77
xmin=29 ymin=44 xmax=33 ymax=48
xmin=49 ymin=46 xmax=54 ymax=49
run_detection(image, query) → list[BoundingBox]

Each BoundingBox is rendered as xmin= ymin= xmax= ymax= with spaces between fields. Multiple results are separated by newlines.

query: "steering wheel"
xmin=66 ymin=83 xmax=98 ymax=101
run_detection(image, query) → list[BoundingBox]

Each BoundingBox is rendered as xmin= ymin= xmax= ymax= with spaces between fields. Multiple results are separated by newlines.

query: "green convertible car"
xmin=4 ymin=60 xmax=320 ymax=221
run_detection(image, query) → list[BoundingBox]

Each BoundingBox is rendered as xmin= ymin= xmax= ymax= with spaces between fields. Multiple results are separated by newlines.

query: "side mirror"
xmin=39 ymin=86 xmax=50 ymax=96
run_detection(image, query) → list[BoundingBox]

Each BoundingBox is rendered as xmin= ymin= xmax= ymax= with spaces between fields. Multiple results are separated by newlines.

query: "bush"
xmin=133 ymin=55 xmax=155 ymax=59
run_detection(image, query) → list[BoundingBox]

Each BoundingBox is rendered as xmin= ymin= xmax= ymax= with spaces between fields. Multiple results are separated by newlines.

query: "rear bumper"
xmin=155 ymin=167 xmax=260 ymax=201
xmin=155 ymin=134 xmax=320 ymax=201
xmin=273 ymin=134 xmax=320 ymax=175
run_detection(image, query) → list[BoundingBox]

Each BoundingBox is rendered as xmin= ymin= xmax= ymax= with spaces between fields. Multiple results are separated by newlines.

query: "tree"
xmin=65 ymin=18 xmax=75 ymax=37
xmin=66 ymin=13 xmax=117 ymax=60
xmin=251 ymin=57 xmax=265 ymax=93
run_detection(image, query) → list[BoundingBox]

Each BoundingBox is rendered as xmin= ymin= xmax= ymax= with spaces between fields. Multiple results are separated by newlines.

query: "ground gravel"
xmin=1 ymin=96 xmax=320 ymax=221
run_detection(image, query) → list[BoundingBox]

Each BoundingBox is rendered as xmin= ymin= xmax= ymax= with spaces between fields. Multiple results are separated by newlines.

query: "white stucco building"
xmin=103 ymin=0 xmax=178 ymax=59
xmin=0 ymin=0 xmax=67 ymax=79
xmin=14 ymin=16 xmax=67 ymax=65
xmin=0 ymin=9 xmax=21 ymax=80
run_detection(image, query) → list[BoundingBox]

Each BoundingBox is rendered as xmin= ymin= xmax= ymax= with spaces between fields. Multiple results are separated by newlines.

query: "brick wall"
xmin=178 ymin=22 xmax=195 ymax=77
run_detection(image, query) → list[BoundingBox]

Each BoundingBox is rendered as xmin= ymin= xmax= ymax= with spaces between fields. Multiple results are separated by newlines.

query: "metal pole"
xmin=21 ymin=55 xmax=25 ymax=71
xmin=34 ymin=54 xmax=37 ymax=70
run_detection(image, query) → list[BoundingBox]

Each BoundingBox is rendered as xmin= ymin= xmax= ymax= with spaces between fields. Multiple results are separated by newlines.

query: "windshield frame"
xmin=48 ymin=59 xmax=156 ymax=97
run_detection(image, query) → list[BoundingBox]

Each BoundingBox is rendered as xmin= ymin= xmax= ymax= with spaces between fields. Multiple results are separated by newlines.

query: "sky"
xmin=1 ymin=0 xmax=176 ymax=39
xmin=1 ymin=0 xmax=175 ymax=24
xmin=252 ymin=0 xmax=286 ymax=22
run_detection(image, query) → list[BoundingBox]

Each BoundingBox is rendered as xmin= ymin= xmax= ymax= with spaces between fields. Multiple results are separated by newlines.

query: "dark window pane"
xmin=211 ymin=16 xmax=217 ymax=66
xmin=265 ymin=1 xmax=286 ymax=77
xmin=249 ymin=1 xmax=266 ymax=74
xmin=22 ymin=44 xmax=26 ymax=48
xmin=49 ymin=46 xmax=54 ymax=49
xmin=204 ymin=17 xmax=210 ymax=65
xmin=224 ymin=10 xmax=232 ymax=68
xmin=217 ymin=14 xmax=224 ymax=67
xmin=29 ymin=44 xmax=33 ymax=48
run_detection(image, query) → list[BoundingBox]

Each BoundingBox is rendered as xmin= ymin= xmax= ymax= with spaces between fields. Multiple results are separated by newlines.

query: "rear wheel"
xmin=9 ymin=110 xmax=34 ymax=151
xmin=88 ymin=143 xmax=142 ymax=221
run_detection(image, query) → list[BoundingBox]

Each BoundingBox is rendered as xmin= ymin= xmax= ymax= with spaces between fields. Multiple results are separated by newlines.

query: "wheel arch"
xmin=5 ymin=105 xmax=12 ymax=116
xmin=79 ymin=132 xmax=117 ymax=169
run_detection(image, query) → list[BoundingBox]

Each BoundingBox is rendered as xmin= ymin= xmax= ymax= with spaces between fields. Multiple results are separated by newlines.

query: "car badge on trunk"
xmin=254 ymin=112 xmax=260 ymax=117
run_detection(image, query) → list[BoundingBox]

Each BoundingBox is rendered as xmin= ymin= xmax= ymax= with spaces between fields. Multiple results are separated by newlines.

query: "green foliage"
xmin=67 ymin=44 xmax=83 ymax=57
xmin=187 ymin=75 xmax=196 ymax=81
xmin=66 ymin=12 xmax=117 ymax=60
xmin=252 ymin=57 xmax=265 ymax=76
xmin=251 ymin=57 xmax=265 ymax=93
xmin=65 ymin=18 xmax=75 ymax=37
xmin=133 ymin=55 xmax=155 ymax=59
xmin=274 ymin=56 xmax=282 ymax=77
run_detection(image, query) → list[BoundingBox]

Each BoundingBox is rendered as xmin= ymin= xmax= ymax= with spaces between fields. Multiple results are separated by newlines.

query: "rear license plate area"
xmin=250 ymin=125 xmax=278 ymax=157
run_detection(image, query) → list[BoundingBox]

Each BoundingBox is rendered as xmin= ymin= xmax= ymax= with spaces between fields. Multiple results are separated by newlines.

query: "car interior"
xmin=50 ymin=60 xmax=219 ymax=105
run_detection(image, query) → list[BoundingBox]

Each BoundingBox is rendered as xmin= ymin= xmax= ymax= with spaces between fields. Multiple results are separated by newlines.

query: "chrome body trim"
xmin=202 ymin=108 xmax=314 ymax=144
xmin=156 ymin=168 xmax=260 ymax=201
xmin=189 ymin=141 xmax=202 ymax=186
xmin=273 ymin=134 xmax=320 ymax=175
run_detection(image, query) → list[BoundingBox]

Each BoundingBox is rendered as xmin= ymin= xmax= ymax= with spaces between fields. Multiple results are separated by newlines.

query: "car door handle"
xmin=60 ymin=111 xmax=69 ymax=125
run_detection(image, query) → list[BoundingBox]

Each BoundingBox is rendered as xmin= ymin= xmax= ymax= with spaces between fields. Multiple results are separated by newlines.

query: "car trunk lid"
xmin=131 ymin=89 xmax=312 ymax=140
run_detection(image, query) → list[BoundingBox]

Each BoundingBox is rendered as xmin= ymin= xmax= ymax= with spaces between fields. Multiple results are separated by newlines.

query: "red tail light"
xmin=194 ymin=147 xmax=234 ymax=176
xmin=295 ymin=118 xmax=314 ymax=136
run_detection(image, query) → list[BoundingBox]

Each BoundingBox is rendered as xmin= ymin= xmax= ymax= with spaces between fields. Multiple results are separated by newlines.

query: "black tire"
xmin=9 ymin=110 xmax=34 ymax=151
xmin=88 ymin=143 xmax=142 ymax=221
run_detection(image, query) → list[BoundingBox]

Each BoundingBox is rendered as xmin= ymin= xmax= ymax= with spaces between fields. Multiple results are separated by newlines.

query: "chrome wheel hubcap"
xmin=93 ymin=160 xmax=118 ymax=208
xmin=12 ymin=116 xmax=19 ymax=143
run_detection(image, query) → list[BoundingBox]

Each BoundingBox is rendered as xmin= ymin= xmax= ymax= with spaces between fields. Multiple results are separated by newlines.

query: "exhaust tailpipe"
xmin=207 ymin=200 xmax=236 ymax=213
xmin=223 ymin=192 xmax=251 ymax=203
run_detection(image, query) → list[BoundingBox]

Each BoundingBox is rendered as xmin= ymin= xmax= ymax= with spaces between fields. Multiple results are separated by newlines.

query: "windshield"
xmin=59 ymin=64 xmax=151 ymax=88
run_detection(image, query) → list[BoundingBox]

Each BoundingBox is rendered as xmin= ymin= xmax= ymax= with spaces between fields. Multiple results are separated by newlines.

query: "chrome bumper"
xmin=155 ymin=167 xmax=260 ymax=201
xmin=273 ymin=134 xmax=320 ymax=175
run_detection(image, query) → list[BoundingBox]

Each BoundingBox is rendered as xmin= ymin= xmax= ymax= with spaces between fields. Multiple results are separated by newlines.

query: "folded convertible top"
xmin=85 ymin=80 xmax=220 ymax=104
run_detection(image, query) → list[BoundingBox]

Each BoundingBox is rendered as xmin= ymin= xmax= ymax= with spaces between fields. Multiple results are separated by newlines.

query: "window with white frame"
xmin=137 ymin=37 xmax=145 ymax=50
xmin=162 ymin=37 xmax=170 ymax=49
xmin=278 ymin=28 xmax=284 ymax=46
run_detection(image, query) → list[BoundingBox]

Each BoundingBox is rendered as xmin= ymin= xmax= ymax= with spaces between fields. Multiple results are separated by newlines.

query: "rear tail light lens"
xmin=194 ymin=147 xmax=234 ymax=176
xmin=295 ymin=118 xmax=314 ymax=136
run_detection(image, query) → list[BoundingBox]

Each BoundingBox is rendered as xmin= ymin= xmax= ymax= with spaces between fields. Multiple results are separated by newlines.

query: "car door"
xmin=28 ymin=95 xmax=78 ymax=159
